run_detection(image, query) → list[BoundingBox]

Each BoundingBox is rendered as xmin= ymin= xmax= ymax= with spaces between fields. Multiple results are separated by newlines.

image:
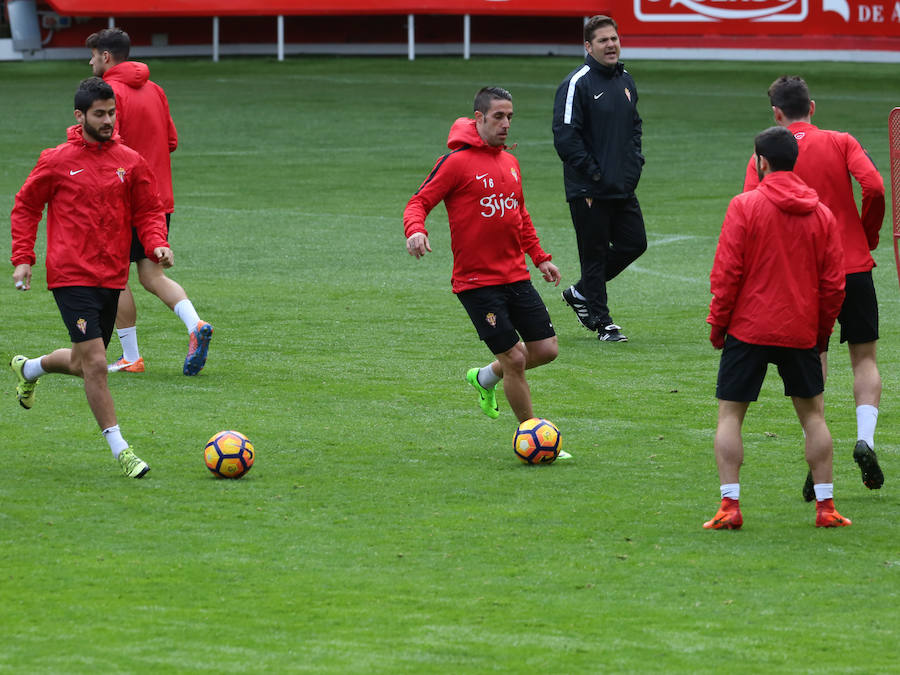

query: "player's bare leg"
xmin=494 ymin=337 xmax=558 ymax=423
xmin=713 ymin=400 xmax=748 ymax=484
xmin=793 ymin=394 xmax=851 ymax=526
xmin=137 ymin=257 xmax=188 ymax=310
xmin=704 ymin=400 xmax=748 ymax=529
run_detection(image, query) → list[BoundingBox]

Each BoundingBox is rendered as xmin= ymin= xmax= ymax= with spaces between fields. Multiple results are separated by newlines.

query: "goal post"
xmin=890 ymin=107 xmax=900 ymax=291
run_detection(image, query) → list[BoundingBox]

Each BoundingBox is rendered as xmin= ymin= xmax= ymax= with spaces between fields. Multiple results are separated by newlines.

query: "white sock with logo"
xmin=571 ymin=287 xmax=587 ymax=301
xmin=174 ymin=299 xmax=201 ymax=333
xmin=720 ymin=483 xmax=740 ymax=500
xmin=856 ymin=405 xmax=878 ymax=448
xmin=478 ymin=364 xmax=501 ymax=388
xmin=117 ymin=326 xmax=140 ymax=362
xmin=23 ymin=357 xmax=47 ymax=381
xmin=102 ymin=425 xmax=129 ymax=458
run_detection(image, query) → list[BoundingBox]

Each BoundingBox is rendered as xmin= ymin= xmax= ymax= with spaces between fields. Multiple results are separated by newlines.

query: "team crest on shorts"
xmin=76 ymin=318 xmax=87 ymax=334
xmin=116 ymin=167 xmax=126 ymax=183
xmin=485 ymin=312 xmax=497 ymax=327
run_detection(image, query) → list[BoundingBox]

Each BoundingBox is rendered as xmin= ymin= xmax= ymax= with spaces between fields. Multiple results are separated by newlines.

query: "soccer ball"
xmin=204 ymin=430 xmax=255 ymax=479
xmin=513 ymin=418 xmax=561 ymax=464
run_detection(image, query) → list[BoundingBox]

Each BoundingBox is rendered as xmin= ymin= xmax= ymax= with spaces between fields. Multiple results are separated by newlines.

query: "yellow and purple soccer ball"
xmin=204 ymin=430 xmax=255 ymax=479
xmin=513 ymin=418 xmax=561 ymax=464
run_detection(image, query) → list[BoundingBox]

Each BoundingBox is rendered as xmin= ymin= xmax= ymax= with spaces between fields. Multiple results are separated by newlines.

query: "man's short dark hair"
xmin=584 ymin=15 xmax=618 ymax=42
xmin=85 ymin=28 xmax=131 ymax=61
xmin=768 ymin=75 xmax=811 ymax=120
xmin=473 ymin=87 xmax=512 ymax=115
xmin=754 ymin=126 xmax=798 ymax=172
xmin=75 ymin=77 xmax=115 ymax=113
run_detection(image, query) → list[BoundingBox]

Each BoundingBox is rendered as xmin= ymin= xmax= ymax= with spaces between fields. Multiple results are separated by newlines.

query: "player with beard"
xmin=9 ymin=77 xmax=172 ymax=478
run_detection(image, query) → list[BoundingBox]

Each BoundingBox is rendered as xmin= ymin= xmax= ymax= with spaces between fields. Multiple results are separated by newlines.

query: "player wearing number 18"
xmin=403 ymin=87 xmax=566 ymax=454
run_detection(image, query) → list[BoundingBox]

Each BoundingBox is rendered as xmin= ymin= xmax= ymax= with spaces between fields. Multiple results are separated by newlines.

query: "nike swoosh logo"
xmin=69 ymin=169 xmax=84 ymax=175
xmin=594 ymin=92 xmax=604 ymax=99
xmin=476 ymin=173 xmax=488 ymax=180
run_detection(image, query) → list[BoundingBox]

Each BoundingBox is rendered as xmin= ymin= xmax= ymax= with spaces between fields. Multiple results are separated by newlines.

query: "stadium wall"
xmin=2 ymin=0 xmax=899 ymax=62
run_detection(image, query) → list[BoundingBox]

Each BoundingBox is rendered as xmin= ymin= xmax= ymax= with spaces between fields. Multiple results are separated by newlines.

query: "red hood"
xmin=447 ymin=117 xmax=504 ymax=152
xmin=757 ymin=171 xmax=820 ymax=215
xmin=104 ymin=61 xmax=150 ymax=89
xmin=66 ymin=124 xmax=122 ymax=147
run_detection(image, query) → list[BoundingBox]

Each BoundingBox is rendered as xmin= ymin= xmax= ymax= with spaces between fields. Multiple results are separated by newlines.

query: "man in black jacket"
xmin=552 ymin=14 xmax=646 ymax=342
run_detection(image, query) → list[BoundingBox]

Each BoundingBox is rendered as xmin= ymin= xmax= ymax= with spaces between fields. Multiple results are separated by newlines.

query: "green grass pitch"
xmin=0 ymin=56 xmax=897 ymax=673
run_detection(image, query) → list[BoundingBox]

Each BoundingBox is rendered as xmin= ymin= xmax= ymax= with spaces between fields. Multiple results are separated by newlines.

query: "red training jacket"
xmin=708 ymin=171 xmax=845 ymax=349
xmin=743 ymin=121 xmax=884 ymax=275
xmin=11 ymin=125 xmax=169 ymax=290
xmin=403 ymin=118 xmax=551 ymax=293
xmin=103 ymin=61 xmax=178 ymax=213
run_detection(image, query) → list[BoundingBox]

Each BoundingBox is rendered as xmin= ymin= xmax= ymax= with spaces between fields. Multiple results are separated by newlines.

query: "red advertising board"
xmin=44 ymin=0 xmax=900 ymax=43
xmin=620 ymin=0 xmax=900 ymax=36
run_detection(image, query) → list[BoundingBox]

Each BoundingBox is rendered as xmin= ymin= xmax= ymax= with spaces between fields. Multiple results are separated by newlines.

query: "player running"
xmin=10 ymin=77 xmax=173 ymax=478
xmin=743 ymin=76 xmax=886 ymax=498
xmin=403 ymin=87 xmax=568 ymax=457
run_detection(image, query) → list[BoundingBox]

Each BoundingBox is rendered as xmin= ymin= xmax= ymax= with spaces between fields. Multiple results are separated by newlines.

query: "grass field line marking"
xmin=648 ymin=234 xmax=705 ymax=247
xmin=629 ymin=263 xmax=706 ymax=284
xmin=180 ymin=204 xmax=396 ymax=222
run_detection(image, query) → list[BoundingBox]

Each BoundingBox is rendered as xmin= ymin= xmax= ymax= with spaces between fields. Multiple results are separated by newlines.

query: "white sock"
xmin=478 ymin=364 xmax=501 ymax=388
xmin=571 ymin=287 xmax=587 ymax=301
xmin=102 ymin=425 xmax=129 ymax=457
xmin=720 ymin=483 xmax=740 ymax=500
xmin=23 ymin=357 xmax=47 ymax=381
xmin=856 ymin=404 xmax=878 ymax=449
xmin=117 ymin=326 xmax=140 ymax=362
xmin=813 ymin=483 xmax=834 ymax=501
xmin=173 ymin=299 xmax=201 ymax=333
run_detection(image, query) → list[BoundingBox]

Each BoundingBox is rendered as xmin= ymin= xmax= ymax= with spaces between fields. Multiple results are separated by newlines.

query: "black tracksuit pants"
xmin=569 ymin=195 xmax=647 ymax=326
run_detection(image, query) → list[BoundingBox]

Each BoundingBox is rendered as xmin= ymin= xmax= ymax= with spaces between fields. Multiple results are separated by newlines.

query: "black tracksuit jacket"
xmin=552 ymin=55 xmax=644 ymax=202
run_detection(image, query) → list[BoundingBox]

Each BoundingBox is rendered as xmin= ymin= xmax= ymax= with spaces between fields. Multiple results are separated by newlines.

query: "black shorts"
xmin=130 ymin=212 xmax=171 ymax=262
xmin=835 ymin=271 xmax=878 ymax=345
xmin=52 ymin=286 xmax=121 ymax=347
xmin=716 ymin=335 xmax=823 ymax=401
xmin=456 ymin=281 xmax=556 ymax=354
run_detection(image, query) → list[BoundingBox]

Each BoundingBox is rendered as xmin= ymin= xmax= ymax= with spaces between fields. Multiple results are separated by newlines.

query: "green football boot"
xmin=118 ymin=447 xmax=150 ymax=479
xmin=10 ymin=355 xmax=39 ymax=410
xmin=466 ymin=367 xmax=499 ymax=419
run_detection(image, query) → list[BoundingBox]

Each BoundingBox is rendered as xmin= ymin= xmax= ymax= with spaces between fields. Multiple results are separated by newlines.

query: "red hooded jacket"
xmin=11 ymin=125 xmax=169 ymax=290
xmin=403 ymin=118 xmax=551 ymax=293
xmin=708 ymin=171 xmax=845 ymax=349
xmin=743 ymin=122 xmax=884 ymax=275
xmin=103 ymin=61 xmax=178 ymax=213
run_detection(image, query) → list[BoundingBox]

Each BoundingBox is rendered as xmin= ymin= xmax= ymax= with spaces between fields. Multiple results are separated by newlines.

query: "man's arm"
xmin=10 ymin=150 xmax=53 ymax=269
xmin=129 ymin=158 xmax=171 ymax=263
xmin=551 ymin=74 xmax=601 ymax=178
xmin=742 ymin=154 xmax=760 ymax=192
xmin=843 ymin=134 xmax=885 ymax=250
xmin=402 ymin=153 xmax=458 ymax=252
xmin=817 ymin=206 xmax=846 ymax=349
xmin=707 ymin=198 xmax=746 ymax=339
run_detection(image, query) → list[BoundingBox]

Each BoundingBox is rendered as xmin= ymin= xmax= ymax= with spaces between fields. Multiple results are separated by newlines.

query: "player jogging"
xmin=9 ymin=77 xmax=173 ymax=478
xmin=87 ymin=28 xmax=213 ymax=376
xmin=705 ymin=126 xmax=849 ymax=529
xmin=743 ymin=76 xmax=886 ymax=498
xmin=403 ymin=87 xmax=569 ymax=457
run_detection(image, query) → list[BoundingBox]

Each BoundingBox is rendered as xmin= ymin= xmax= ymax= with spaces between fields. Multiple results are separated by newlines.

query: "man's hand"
xmin=538 ymin=261 xmax=561 ymax=287
xmin=406 ymin=233 xmax=431 ymax=259
xmin=154 ymin=247 xmax=174 ymax=268
xmin=710 ymin=324 xmax=726 ymax=350
xmin=12 ymin=263 xmax=32 ymax=291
